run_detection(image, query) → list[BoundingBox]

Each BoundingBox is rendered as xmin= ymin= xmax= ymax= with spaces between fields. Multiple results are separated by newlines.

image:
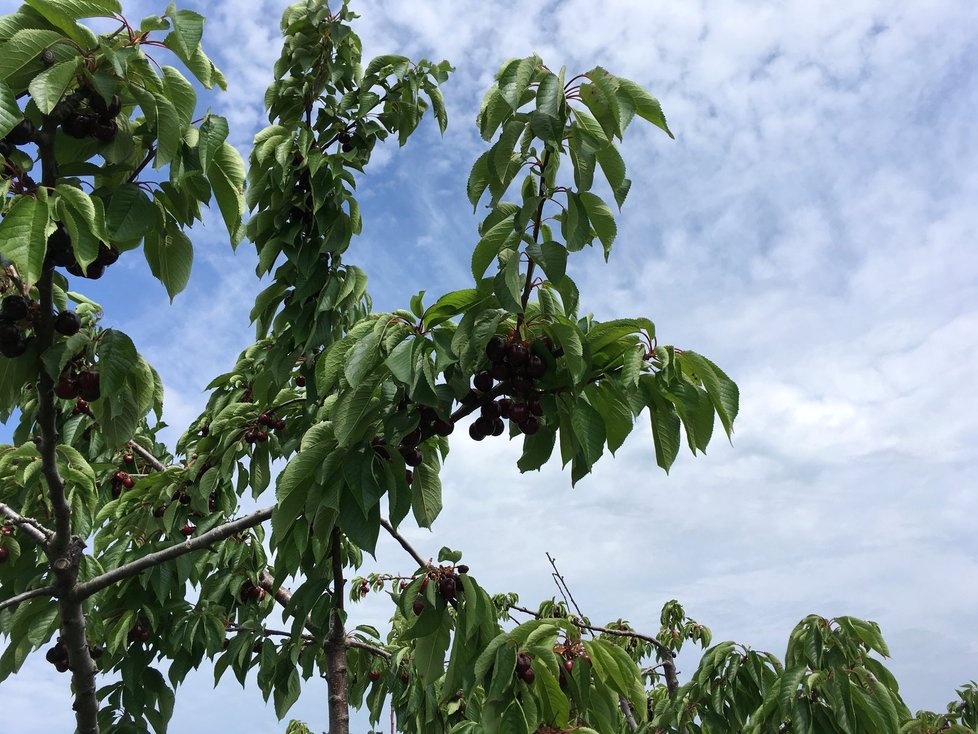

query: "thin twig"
xmin=127 ymin=440 xmax=166 ymax=472
xmin=0 ymin=585 xmax=57 ymax=611
xmin=380 ymin=518 xmax=429 ymax=570
xmin=546 ymin=553 xmax=587 ymax=624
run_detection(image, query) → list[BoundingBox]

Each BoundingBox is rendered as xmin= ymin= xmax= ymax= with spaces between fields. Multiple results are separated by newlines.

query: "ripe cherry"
xmin=473 ymin=370 xmax=493 ymax=392
xmin=468 ymin=422 xmax=486 ymax=441
xmin=526 ymin=355 xmax=546 ymax=378
xmin=481 ymin=401 xmax=501 ymax=420
xmin=402 ymin=447 xmax=423 ymax=467
xmin=368 ymin=669 xmax=382 ymax=682
xmin=405 ymin=469 xmax=413 ymax=485
xmin=412 ymin=598 xmax=425 ymax=615
xmin=521 ymin=416 xmax=540 ymax=435
xmin=510 ymin=403 xmax=529 ymax=424
xmin=54 ymin=376 xmax=78 ymax=400
xmin=54 ymin=310 xmax=81 ymax=336
xmin=433 ymin=418 xmax=454 ymax=436
xmin=0 ymin=546 xmax=9 ymax=563
xmin=76 ymin=369 xmax=100 ymax=401
xmin=180 ymin=523 xmax=195 ymax=536
xmin=1 ymin=294 xmax=29 ymax=321
xmin=486 ymin=335 xmax=506 ymax=363
xmin=506 ymin=342 xmax=528 ymax=367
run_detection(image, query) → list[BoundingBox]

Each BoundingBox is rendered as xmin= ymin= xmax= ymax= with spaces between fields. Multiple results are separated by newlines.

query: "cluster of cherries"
xmin=127 ymin=622 xmax=151 ymax=644
xmin=109 ymin=464 xmax=136 ymax=499
xmin=515 ymin=651 xmax=535 ymax=684
xmin=44 ymin=639 xmax=105 ymax=673
xmin=467 ymin=333 xmax=552 ymax=441
xmin=55 ymin=365 xmax=100 ymax=403
xmin=0 ymin=294 xmax=33 ymax=358
xmin=60 ymin=86 xmax=122 ymax=143
xmin=47 ymin=221 xmax=121 ymax=279
xmin=239 ymin=578 xmax=267 ymax=602
xmin=244 ymin=413 xmax=286 ymax=444
xmin=410 ymin=564 xmax=468 ymax=615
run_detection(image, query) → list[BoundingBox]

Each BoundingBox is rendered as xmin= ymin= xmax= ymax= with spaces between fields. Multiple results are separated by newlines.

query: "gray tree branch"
xmin=0 ymin=500 xmax=53 ymax=546
xmin=71 ymin=506 xmax=273 ymax=600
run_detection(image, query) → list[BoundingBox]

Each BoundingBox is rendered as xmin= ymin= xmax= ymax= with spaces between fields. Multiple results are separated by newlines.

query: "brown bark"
xmin=325 ymin=527 xmax=350 ymax=734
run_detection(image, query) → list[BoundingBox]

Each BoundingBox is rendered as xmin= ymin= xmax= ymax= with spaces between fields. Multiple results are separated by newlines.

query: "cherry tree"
xmin=0 ymin=2 xmax=974 ymax=733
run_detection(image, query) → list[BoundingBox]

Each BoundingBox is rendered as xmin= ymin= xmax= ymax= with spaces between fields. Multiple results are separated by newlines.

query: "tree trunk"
xmin=325 ymin=527 xmax=349 ymax=733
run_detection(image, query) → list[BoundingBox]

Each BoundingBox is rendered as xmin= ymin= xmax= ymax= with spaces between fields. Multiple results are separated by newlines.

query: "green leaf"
xmin=498 ymin=55 xmax=538 ymax=110
xmin=645 ymin=381 xmax=681 ymax=473
xmin=411 ymin=450 xmax=442 ymax=528
xmin=580 ymin=192 xmax=617 ymax=260
xmin=332 ymin=381 xmax=380 ymax=448
xmin=0 ymin=80 xmax=21 ymax=141
xmin=103 ymin=185 xmax=155 ymax=242
xmin=616 ymin=77 xmax=674 ymax=138
xmin=162 ymin=65 xmax=196 ymax=125
xmin=571 ymin=397 xmax=605 ymax=468
xmin=423 ymin=288 xmax=486 ymax=329
xmin=0 ymin=29 xmax=64 ymax=85
xmin=426 ymin=84 xmax=448 ymax=134
xmin=525 ymin=241 xmax=566 ymax=284
xmin=144 ymin=223 xmax=193 ymax=301
xmin=164 ymin=3 xmax=204 ymax=59
xmin=96 ymin=329 xmax=137 ymax=396
xmin=472 ymin=217 xmax=517 ymax=281
xmin=0 ymin=194 xmax=48 ymax=286
xmin=197 ymin=114 xmax=228 ymax=174
xmin=414 ymin=614 xmax=451 ymax=685
xmin=595 ymin=144 xmax=629 ymax=209
xmin=207 ymin=141 xmax=246 ymax=244
xmin=682 ymin=351 xmax=739 ymax=439
xmin=27 ymin=57 xmax=80 ymax=114
xmin=467 ymin=150 xmax=491 ymax=211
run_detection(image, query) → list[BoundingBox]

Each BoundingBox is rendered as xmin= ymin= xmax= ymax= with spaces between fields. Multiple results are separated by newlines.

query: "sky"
xmin=1 ymin=0 xmax=977 ymax=731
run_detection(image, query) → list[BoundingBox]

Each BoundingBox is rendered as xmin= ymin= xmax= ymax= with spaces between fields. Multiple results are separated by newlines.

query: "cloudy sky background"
xmin=2 ymin=0 xmax=977 ymax=731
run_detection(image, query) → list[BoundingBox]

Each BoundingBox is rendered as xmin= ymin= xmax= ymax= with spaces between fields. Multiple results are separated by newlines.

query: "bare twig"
xmin=0 ymin=501 xmax=53 ymax=546
xmin=127 ymin=440 xmax=166 ymax=472
xmin=0 ymin=584 xmax=57 ymax=611
xmin=257 ymin=569 xmax=390 ymax=660
xmin=546 ymin=553 xmax=586 ymax=622
xmin=71 ymin=506 xmax=274 ymax=600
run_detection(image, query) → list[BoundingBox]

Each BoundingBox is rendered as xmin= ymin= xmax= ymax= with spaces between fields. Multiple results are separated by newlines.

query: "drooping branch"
xmin=0 ymin=584 xmax=57 ymax=611
xmin=380 ymin=518 xmax=429 ymax=570
xmin=71 ymin=506 xmax=274 ymax=600
xmin=257 ymin=569 xmax=391 ymax=661
xmin=126 ymin=440 xmax=166 ymax=472
xmin=0 ymin=501 xmax=53 ymax=546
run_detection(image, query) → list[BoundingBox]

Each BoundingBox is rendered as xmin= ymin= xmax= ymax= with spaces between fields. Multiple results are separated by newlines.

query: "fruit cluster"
xmin=467 ymin=333 xmax=552 ymax=441
xmin=244 ymin=413 xmax=286 ymax=444
xmin=46 ymin=220 xmax=120 ymax=279
xmin=410 ymin=564 xmax=467 ymax=614
xmin=0 ymin=295 xmax=31 ymax=358
xmin=109 ymin=470 xmax=135 ymax=499
xmin=61 ymin=87 xmax=122 ymax=143
xmin=55 ymin=366 xmax=100 ymax=402
xmin=128 ymin=622 xmax=151 ymax=644
xmin=44 ymin=639 xmax=104 ymax=673
xmin=515 ymin=651 xmax=535 ymax=684
xmin=239 ymin=579 xmax=267 ymax=602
